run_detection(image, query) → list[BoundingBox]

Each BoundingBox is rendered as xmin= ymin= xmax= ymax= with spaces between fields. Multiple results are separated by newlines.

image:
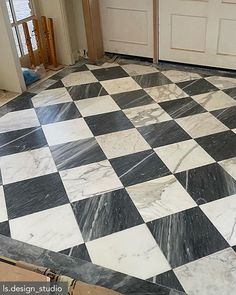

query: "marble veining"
xmin=0 ymin=109 xmax=40 ymax=134
xmin=176 ymin=112 xmax=228 ymax=138
xmin=31 ymin=88 xmax=72 ymax=108
xmin=126 ymin=175 xmax=196 ymax=222
xmin=10 ymin=204 xmax=84 ymax=252
xmin=86 ymin=224 xmax=171 ymax=280
xmin=147 ymin=207 xmax=229 ymax=268
xmin=75 ymin=95 xmax=120 ymax=117
xmin=50 ymin=138 xmax=106 ymax=171
xmin=96 ymin=128 xmax=151 ymax=159
xmin=145 ymin=84 xmax=188 ymax=102
xmin=201 ymin=195 xmax=236 ymax=246
xmin=154 ymin=139 xmax=215 ymax=173
xmin=174 ymin=248 xmax=236 ymax=295
xmin=206 ymin=75 xmax=236 ymax=90
xmin=0 ymin=147 xmax=57 ymax=185
xmin=60 ymin=160 xmax=123 ymax=202
xmin=62 ymin=71 xmax=98 ymax=87
xmin=123 ymin=103 xmax=171 ymax=127
xmin=71 ymin=188 xmax=144 ymax=242
xmin=161 ymin=70 xmax=201 ymax=83
xmin=192 ymin=90 xmax=236 ymax=111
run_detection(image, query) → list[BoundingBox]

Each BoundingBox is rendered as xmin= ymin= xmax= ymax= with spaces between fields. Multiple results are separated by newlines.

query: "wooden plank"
xmin=22 ymin=22 xmax=36 ymax=67
xmin=82 ymin=0 xmax=104 ymax=61
xmin=33 ymin=18 xmax=45 ymax=65
xmin=153 ymin=0 xmax=158 ymax=63
xmin=48 ymin=18 xmax=58 ymax=67
xmin=41 ymin=16 xmax=51 ymax=65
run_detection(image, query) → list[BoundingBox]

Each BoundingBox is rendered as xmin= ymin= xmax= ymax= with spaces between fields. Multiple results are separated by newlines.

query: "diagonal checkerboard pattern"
xmin=0 ymin=61 xmax=236 ymax=294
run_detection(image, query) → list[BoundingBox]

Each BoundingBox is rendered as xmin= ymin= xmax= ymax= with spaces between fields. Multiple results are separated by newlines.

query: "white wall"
xmin=0 ymin=1 xmax=26 ymax=93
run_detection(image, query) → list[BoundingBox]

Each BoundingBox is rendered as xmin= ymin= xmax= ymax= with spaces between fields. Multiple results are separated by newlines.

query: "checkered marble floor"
xmin=1 ymin=61 xmax=236 ymax=294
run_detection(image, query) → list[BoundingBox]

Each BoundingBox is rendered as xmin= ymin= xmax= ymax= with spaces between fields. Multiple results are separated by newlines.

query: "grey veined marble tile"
xmin=174 ymin=248 xmax=236 ymax=295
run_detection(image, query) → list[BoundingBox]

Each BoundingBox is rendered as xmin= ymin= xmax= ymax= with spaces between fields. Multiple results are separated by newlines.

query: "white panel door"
xmin=160 ymin=0 xmax=236 ymax=69
xmin=99 ymin=0 xmax=153 ymax=58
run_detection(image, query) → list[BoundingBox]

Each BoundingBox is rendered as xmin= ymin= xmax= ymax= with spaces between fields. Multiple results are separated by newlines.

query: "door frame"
xmin=82 ymin=0 xmax=159 ymax=63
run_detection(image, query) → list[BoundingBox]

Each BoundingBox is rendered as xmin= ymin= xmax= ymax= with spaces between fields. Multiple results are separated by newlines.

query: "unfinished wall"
xmin=35 ymin=0 xmax=74 ymax=65
xmin=0 ymin=1 xmax=25 ymax=93
xmin=72 ymin=0 xmax=88 ymax=52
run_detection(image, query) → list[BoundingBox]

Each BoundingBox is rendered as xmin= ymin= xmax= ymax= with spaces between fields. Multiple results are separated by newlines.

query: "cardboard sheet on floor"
xmin=0 ymin=261 xmax=49 ymax=281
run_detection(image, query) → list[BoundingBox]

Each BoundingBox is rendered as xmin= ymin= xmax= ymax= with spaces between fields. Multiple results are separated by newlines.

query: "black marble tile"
xmin=175 ymin=163 xmax=236 ymax=205
xmin=133 ymin=72 xmax=172 ymax=88
xmin=147 ymin=270 xmax=184 ymax=293
xmin=72 ymin=64 xmax=89 ymax=72
xmin=112 ymin=89 xmax=154 ymax=109
xmin=50 ymin=67 xmax=76 ymax=80
xmin=4 ymin=173 xmax=69 ymax=219
xmin=72 ymin=189 xmax=143 ymax=242
xmin=233 ymin=245 xmax=236 ymax=253
xmin=223 ymin=87 xmax=236 ymax=100
xmin=46 ymin=80 xmax=64 ymax=90
xmin=211 ymin=106 xmax=236 ymax=129
xmin=50 ymin=138 xmax=106 ymax=171
xmin=159 ymin=97 xmax=206 ymax=119
xmin=0 ymin=127 xmax=47 ymax=157
xmin=35 ymin=102 xmax=81 ymax=125
xmin=85 ymin=111 xmax=134 ymax=136
xmin=147 ymin=207 xmax=229 ymax=268
xmin=91 ymin=66 xmax=129 ymax=81
xmin=196 ymin=131 xmax=236 ymax=161
xmin=177 ymin=79 xmax=218 ymax=96
xmin=138 ymin=121 xmax=191 ymax=148
xmin=110 ymin=150 xmax=171 ymax=186
xmin=67 ymin=82 xmax=108 ymax=100
xmin=0 ymin=92 xmax=35 ymax=118
xmin=0 ymin=235 xmax=186 ymax=294
xmin=0 ymin=221 xmax=10 ymax=237
xmin=59 ymin=244 xmax=91 ymax=262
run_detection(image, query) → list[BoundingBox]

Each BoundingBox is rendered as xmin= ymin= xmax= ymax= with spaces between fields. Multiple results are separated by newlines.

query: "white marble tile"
xmin=62 ymin=71 xmax=98 ymax=87
xmin=31 ymin=88 xmax=72 ymax=108
xmin=96 ymin=129 xmax=151 ymax=159
xmin=0 ymin=109 xmax=40 ymax=134
xmin=86 ymin=62 xmax=119 ymax=70
xmin=233 ymin=129 xmax=236 ymax=134
xmin=145 ymin=84 xmax=188 ymax=103
xmin=154 ymin=139 xmax=215 ymax=173
xmin=174 ymin=248 xmax=236 ymax=295
xmin=192 ymin=91 xmax=236 ymax=111
xmin=201 ymin=195 xmax=236 ymax=246
xmin=60 ymin=160 xmax=123 ymax=202
xmin=42 ymin=118 xmax=93 ymax=146
xmin=126 ymin=175 xmax=196 ymax=222
xmin=123 ymin=104 xmax=171 ymax=128
xmin=176 ymin=112 xmax=229 ymax=138
xmin=122 ymin=64 xmax=159 ymax=76
xmin=101 ymin=77 xmax=141 ymax=95
xmin=75 ymin=95 xmax=120 ymax=117
xmin=0 ymin=147 xmax=57 ymax=185
xmin=10 ymin=204 xmax=83 ymax=252
xmin=219 ymin=157 xmax=236 ymax=180
xmin=0 ymin=186 xmax=8 ymax=223
xmin=87 ymin=224 xmax=171 ymax=280
xmin=206 ymin=76 xmax=236 ymax=90
xmin=162 ymin=70 xmax=201 ymax=83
